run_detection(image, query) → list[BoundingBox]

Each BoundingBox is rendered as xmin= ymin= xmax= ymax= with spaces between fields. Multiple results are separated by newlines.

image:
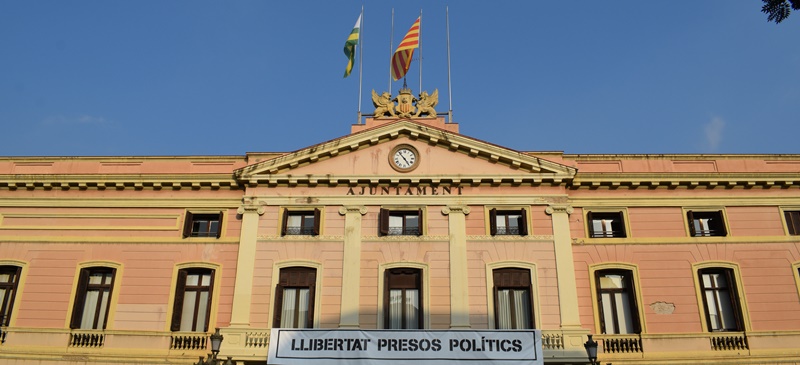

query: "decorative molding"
xmin=545 ymin=205 xmax=574 ymax=215
xmin=338 ymin=205 xmax=368 ymax=215
xmin=442 ymin=205 xmax=471 ymax=215
xmin=237 ymin=198 xmax=265 ymax=215
xmin=465 ymin=235 xmax=554 ymax=241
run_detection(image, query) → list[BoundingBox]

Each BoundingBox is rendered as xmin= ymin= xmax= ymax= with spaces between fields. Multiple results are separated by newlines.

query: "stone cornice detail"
xmin=237 ymin=197 xmax=266 ymax=215
xmin=0 ymin=174 xmax=239 ymax=191
xmin=569 ymin=173 xmax=800 ymax=190
xmin=545 ymin=205 xmax=574 ymax=215
xmin=338 ymin=206 xmax=368 ymax=215
xmin=442 ymin=205 xmax=471 ymax=215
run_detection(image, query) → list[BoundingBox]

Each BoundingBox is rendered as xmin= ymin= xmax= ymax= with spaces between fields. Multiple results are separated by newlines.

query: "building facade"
xmin=1 ymin=112 xmax=800 ymax=364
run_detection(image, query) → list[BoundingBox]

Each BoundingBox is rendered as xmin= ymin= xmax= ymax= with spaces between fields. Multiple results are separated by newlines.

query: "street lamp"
xmin=584 ymin=334 xmax=598 ymax=365
xmin=195 ymin=328 xmax=236 ymax=365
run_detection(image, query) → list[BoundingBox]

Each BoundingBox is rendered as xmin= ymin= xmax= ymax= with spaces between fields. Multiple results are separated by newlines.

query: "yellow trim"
xmin=268 ymin=260 xmax=323 ymax=329
xmin=682 ymin=207 xmax=731 ymax=237
xmin=0 ymin=236 xmax=240 ymax=244
xmin=163 ymin=262 xmax=222 ymax=332
xmin=0 ymin=213 xmax=180 ymax=231
xmin=779 ymin=206 xmax=800 ymax=236
xmin=0 ymin=259 xmax=28 ymax=327
xmin=377 ymin=262 xmax=430 ymax=329
xmin=64 ymin=261 xmax=124 ymax=330
xmin=588 ymin=262 xmax=648 ymax=334
xmin=581 ymin=207 xmax=632 ymax=239
xmin=691 ymin=261 xmax=751 ymax=332
xmin=379 ymin=206 xmax=429 ymax=236
xmin=485 ymin=261 xmax=541 ymax=330
xmin=277 ymin=206 xmax=326 ymax=236
xmin=792 ymin=262 xmax=800 ymax=302
xmin=182 ymin=209 xmax=228 ymax=239
xmin=483 ymin=206 xmax=533 ymax=236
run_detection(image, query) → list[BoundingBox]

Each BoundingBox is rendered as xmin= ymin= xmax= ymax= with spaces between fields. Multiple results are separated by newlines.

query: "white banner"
xmin=267 ymin=329 xmax=543 ymax=365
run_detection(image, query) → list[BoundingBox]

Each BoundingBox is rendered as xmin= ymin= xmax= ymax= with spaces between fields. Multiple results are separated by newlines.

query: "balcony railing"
xmin=170 ymin=332 xmax=209 ymax=350
xmin=245 ymin=331 xmax=270 ymax=348
xmin=69 ymin=330 xmax=105 ymax=348
xmin=599 ymin=334 xmax=643 ymax=354
xmin=495 ymin=227 xmax=521 ymax=235
xmin=710 ymin=333 xmax=748 ymax=351
xmin=541 ymin=332 xmax=564 ymax=350
xmin=387 ymin=227 xmax=420 ymax=236
xmin=285 ymin=227 xmax=316 ymax=235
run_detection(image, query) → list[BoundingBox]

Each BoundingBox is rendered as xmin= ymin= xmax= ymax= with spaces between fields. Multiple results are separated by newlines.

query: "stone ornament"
xmin=371 ymin=87 xmax=439 ymax=119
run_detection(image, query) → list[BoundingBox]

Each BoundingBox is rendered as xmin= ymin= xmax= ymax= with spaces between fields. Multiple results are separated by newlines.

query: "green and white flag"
xmin=343 ymin=13 xmax=362 ymax=78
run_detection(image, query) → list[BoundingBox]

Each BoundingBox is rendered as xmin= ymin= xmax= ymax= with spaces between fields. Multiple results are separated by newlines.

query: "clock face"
xmin=389 ymin=144 xmax=419 ymax=172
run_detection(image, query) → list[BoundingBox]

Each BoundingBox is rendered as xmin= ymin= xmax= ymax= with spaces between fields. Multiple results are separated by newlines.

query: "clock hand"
xmin=401 ymin=155 xmax=411 ymax=165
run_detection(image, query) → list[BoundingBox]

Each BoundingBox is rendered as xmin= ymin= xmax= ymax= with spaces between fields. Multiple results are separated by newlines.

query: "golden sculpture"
xmin=371 ymin=90 xmax=397 ymax=118
xmin=393 ymin=87 xmax=417 ymax=119
xmin=414 ymin=89 xmax=438 ymax=118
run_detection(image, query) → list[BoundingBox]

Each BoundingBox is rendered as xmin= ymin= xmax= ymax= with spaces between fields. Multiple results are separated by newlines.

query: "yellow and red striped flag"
xmin=391 ymin=17 xmax=420 ymax=81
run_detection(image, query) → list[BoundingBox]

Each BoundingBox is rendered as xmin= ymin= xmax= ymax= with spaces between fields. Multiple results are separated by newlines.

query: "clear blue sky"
xmin=1 ymin=1 xmax=798 ymax=156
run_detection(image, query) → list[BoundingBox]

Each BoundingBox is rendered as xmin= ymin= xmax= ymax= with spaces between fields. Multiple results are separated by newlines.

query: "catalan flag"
xmin=391 ymin=16 xmax=420 ymax=81
xmin=343 ymin=13 xmax=362 ymax=78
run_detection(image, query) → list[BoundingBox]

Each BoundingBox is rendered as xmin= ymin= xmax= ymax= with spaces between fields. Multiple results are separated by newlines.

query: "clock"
xmin=389 ymin=144 xmax=419 ymax=172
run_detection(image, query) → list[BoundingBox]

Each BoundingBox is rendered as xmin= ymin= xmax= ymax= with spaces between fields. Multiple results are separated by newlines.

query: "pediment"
xmin=234 ymin=120 xmax=576 ymax=186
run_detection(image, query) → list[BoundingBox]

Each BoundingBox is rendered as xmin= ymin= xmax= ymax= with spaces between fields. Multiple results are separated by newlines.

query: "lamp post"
xmin=584 ymin=334 xmax=599 ymax=365
xmin=195 ymin=328 xmax=236 ymax=365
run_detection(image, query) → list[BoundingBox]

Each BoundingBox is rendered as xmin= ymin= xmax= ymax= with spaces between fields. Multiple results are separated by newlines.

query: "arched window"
xmin=0 ymin=266 xmax=22 ymax=327
xmin=70 ymin=267 xmax=116 ymax=330
xmin=273 ymin=267 xmax=317 ymax=328
xmin=384 ymin=268 xmax=422 ymax=329
xmin=171 ymin=268 xmax=215 ymax=332
xmin=595 ymin=269 xmax=641 ymax=334
xmin=698 ymin=267 xmax=743 ymax=332
xmin=493 ymin=268 xmax=534 ymax=329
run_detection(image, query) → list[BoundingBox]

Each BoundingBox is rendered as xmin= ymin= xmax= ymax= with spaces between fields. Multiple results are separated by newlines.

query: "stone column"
xmin=442 ymin=205 xmax=471 ymax=329
xmin=229 ymin=198 xmax=265 ymax=328
xmin=545 ymin=204 xmax=582 ymax=329
xmin=338 ymin=205 xmax=367 ymax=328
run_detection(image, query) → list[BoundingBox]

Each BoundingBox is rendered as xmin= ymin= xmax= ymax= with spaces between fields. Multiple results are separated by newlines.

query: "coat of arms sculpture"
xmin=372 ymin=87 xmax=438 ymax=119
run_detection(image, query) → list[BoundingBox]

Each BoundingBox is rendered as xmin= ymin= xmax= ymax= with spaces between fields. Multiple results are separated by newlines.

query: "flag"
xmin=343 ymin=13 xmax=362 ymax=78
xmin=391 ymin=16 xmax=420 ymax=81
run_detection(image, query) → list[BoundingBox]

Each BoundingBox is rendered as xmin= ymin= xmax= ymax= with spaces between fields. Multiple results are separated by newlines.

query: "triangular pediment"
xmin=234 ymin=120 xmax=576 ymax=186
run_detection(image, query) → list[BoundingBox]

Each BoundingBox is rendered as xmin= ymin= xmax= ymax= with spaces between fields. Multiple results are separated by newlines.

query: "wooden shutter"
xmin=182 ymin=212 xmax=194 ymax=238
xmin=272 ymin=284 xmax=285 ymax=327
xmin=725 ymin=269 xmax=743 ymax=331
xmin=313 ymin=208 xmax=321 ymax=236
xmin=489 ymin=209 xmax=498 ymax=236
xmin=70 ymin=269 xmax=89 ymax=329
xmin=614 ymin=212 xmax=626 ymax=237
xmin=417 ymin=208 xmax=424 ymax=236
xmin=519 ymin=209 xmax=529 ymax=236
xmin=216 ymin=212 xmax=224 ymax=238
xmin=379 ymin=209 xmax=390 ymax=236
xmin=622 ymin=271 xmax=641 ymax=333
xmin=586 ymin=211 xmax=595 ymax=237
xmin=785 ymin=211 xmax=800 ymax=235
xmin=101 ymin=269 xmax=116 ymax=330
xmin=686 ymin=211 xmax=696 ymax=236
xmin=202 ymin=269 xmax=215 ymax=332
xmin=594 ymin=271 xmax=607 ymax=334
xmin=170 ymin=270 xmax=188 ymax=331
xmin=281 ymin=209 xmax=289 ymax=236
xmin=715 ymin=210 xmax=727 ymax=237
xmin=306 ymin=283 xmax=316 ymax=328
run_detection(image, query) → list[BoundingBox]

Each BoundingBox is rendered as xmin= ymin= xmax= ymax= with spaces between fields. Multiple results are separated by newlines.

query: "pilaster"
xmin=442 ymin=205 xmax=471 ymax=328
xmin=229 ymin=198 xmax=265 ymax=328
xmin=338 ymin=205 xmax=367 ymax=328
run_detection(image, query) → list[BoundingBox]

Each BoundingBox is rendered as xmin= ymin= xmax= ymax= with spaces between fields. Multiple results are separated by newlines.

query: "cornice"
xmin=0 ymin=174 xmax=240 ymax=191
xmin=569 ymin=172 xmax=800 ymax=190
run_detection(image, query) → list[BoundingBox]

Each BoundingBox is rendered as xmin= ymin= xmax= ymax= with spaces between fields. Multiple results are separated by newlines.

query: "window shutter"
xmin=379 ymin=209 xmax=390 ymax=236
xmin=417 ymin=208 xmax=424 ymax=236
xmin=492 ymin=282 xmax=500 ymax=328
xmin=594 ymin=271 xmax=607 ymax=334
xmin=70 ymin=269 xmax=89 ymax=329
xmin=624 ymin=273 xmax=641 ymax=333
xmin=586 ymin=212 xmax=595 ymax=238
xmin=686 ymin=211 xmax=696 ymax=236
xmin=281 ymin=209 xmax=290 ymax=236
xmin=183 ymin=212 xmax=194 ymax=238
xmin=715 ymin=210 xmax=727 ymax=237
xmin=489 ymin=208 xmax=498 ymax=236
xmin=202 ymin=269 xmax=215 ymax=332
xmin=615 ymin=212 xmax=626 ymax=238
xmin=101 ymin=268 xmax=116 ymax=330
xmin=306 ymin=284 xmax=316 ymax=328
xmin=519 ymin=209 xmax=529 ymax=236
xmin=171 ymin=270 xmax=188 ymax=331
xmin=313 ymin=208 xmax=321 ymax=236
xmin=216 ymin=212 xmax=224 ymax=238
xmin=725 ymin=269 xmax=743 ymax=331
xmin=273 ymin=284 xmax=285 ymax=328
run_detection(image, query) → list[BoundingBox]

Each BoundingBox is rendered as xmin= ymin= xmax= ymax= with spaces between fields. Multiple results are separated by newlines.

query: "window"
xmin=171 ymin=268 xmax=214 ymax=332
xmin=698 ymin=268 xmax=743 ymax=332
xmin=379 ymin=209 xmax=423 ymax=236
xmin=281 ymin=209 xmax=321 ymax=236
xmin=490 ymin=209 xmax=528 ymax=236
xmin=587 ymin=211 xmax=626 ymax=238
xmin=687 ymin=210 xmax=726 ymax=237
xmin=784 ymin=210 xmax=800 ymax=235
xmin=384 ymin=268 xmax=422 ymax=329
xmin=0 ymin=266 xmax=21 ymax=327
xmin=493 ymin=268 xmax=533 ymax=329
xmin=70 ymin=267 xmax=115 ymax=330
xmin=273 ymin=267 xmax=316 ymax=328
xmin=183 ymin=212 xmax=223 ymax=238
xmin=595 ymin=270 xmax=640 ymax=334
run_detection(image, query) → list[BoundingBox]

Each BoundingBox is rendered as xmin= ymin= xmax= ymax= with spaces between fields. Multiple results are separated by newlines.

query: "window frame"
xmin=492 ymin=268 xmax=535 ymax=329
xmin=281 ymin=208 xmax=322 ymax=236
xmin=68 ymin=262 xmax=122 ymax=330
xmin=384 ymin=267 xmax=423 ymax=329
xmin=0 ymin=264 xmax=23 ymax=327
xmin=685 ymin=209 xmax=728 ymax=237
xmin=182 ymin=210 xmax=224 ymax=239
xmin=780 ymin=208 xmax=800 ymax=236
xmin=271 ymin=264 xmax=320 ymax=329
xmin=378 ymin=262 xmax=429 ymax=329
xmin=594 ymin=269 xmax=641 ymax=334
xmin=792 ymin=262 xmax=800 ymax=303
xmin=588 ymin=263 xmax=647 ymax=335
xmin=485 ymin=262 xmax=541 ymax=330
xmin=488 ymin=207 xmax=529 ymax=236
xmin=692 ymin=262 xmax=750 ymax=333
xmin=170 ymin=267 xmax=215 ymax=332
xmin=586 ymin=211 xmax=628 ymax=238
xmin=379 ymin=208 xmax=424 ymax=236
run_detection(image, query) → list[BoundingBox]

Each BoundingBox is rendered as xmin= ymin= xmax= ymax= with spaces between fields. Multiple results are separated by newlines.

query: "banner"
xmin=267 ymin=329 xmax=543 ymax=365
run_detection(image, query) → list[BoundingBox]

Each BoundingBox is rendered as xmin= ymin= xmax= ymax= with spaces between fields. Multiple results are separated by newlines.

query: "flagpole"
xmin=388 ymin=8 xmax=394 ymax=94
xmin=357 ymin=6 xmax=364 ymax=125
xmin=418 ymin=9 xmax=422 ymax=92
xmin=446 ymin=6 xmax=453 ymax=123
